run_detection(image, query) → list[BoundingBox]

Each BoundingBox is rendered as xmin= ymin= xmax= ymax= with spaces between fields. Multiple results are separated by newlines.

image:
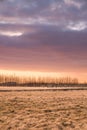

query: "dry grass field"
xmin=0 ymin=90 xmax=87 ymax=130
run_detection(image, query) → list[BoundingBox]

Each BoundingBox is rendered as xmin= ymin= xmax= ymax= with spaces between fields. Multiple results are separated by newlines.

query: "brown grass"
xmin=0 ymin=90 xmax=87 ymax=130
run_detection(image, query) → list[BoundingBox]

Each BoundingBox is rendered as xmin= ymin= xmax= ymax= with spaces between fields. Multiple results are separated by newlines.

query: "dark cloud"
xmin=0 ymin=0 xmax=5 ymax=2
xmin=0 ymin=0 xmax=87 ymax=79
xmin=0 ymin=0 xmax=87 ymax=23
xmin=0 ymin=24 xmax=87 ymax=60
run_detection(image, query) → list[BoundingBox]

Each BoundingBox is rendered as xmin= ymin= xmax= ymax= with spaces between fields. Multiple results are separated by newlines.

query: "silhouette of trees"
xmin=0 ymin=74 xmax=86 ymax=87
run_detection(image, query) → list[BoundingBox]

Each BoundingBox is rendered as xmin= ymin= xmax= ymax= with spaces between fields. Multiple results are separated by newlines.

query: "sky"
xmin=0 ymin=0 xmax=87 ymax=82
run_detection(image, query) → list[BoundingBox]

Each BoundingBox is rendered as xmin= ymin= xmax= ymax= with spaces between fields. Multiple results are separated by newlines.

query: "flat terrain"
xmin=0 ymin=90 xmax=87 ymax=130
xmin=0 ymin=86 xmax=87 ymax=91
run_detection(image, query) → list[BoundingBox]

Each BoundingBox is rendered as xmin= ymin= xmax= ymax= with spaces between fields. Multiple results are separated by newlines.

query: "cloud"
xmin=0 ymin=31 xmax=23 ymax=37
xmin=0 ymin=0 xmax=87 ymax=29
xmin=0 ymin=0 xmax=87 ymax=75
xmin=66 ymin=21 xmax=87 ymax=31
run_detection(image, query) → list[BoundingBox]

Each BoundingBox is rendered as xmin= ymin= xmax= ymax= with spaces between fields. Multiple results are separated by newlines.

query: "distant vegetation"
xmin=0 ymin=74 xmax=87 ymax=87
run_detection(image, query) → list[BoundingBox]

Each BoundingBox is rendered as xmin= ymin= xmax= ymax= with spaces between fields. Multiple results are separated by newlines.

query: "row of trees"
xmin=0 ymin=74 xmax=79 ymax=86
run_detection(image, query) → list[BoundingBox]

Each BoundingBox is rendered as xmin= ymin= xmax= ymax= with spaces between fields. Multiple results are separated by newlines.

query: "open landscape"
xmin=0 ymin=0 xmax=87 ymax=130
xmin=0 ymin=89 xmax=87 ymax=130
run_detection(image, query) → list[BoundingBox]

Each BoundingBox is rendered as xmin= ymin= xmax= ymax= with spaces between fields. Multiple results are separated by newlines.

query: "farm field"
xmin=0 ymin=89 xmax=87 ymax=130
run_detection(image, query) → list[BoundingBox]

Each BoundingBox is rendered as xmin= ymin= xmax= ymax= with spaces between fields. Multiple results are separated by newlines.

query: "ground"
xmin=0 ymin=90 xmax=87 ymax=130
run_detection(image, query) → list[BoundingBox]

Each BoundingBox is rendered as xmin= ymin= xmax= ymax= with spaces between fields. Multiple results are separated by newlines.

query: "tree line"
xmin=0 ymin=74 xmax=86 ymax=87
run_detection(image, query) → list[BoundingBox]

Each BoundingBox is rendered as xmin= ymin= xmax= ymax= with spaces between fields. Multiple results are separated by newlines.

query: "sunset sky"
xmin=0 ymin=0 xmax=87 ymax=82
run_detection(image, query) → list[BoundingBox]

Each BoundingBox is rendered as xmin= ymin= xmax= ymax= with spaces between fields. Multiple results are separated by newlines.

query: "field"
xmin=0 ymin=88 xmax=87 ymax=130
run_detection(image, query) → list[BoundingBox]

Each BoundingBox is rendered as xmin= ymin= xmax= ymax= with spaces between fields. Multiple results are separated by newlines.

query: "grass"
xmin=0 ymin=90 xmax=87 ymax=130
